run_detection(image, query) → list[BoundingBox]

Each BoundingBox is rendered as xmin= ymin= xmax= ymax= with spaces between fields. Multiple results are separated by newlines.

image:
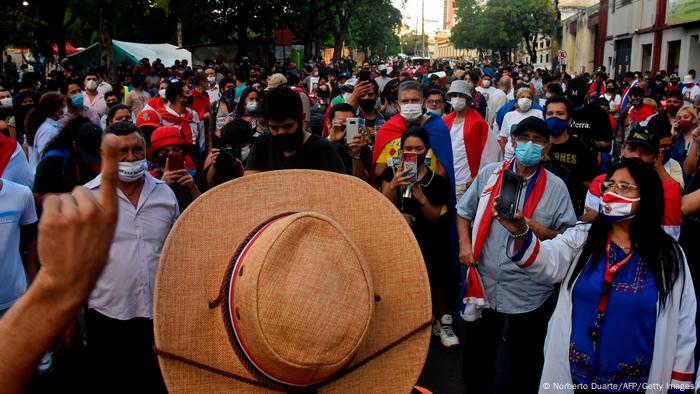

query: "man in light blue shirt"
xmin=456 ymin=116 xmax=576 ymax=394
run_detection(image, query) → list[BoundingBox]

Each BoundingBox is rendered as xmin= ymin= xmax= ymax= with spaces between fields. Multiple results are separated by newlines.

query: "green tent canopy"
xmin=68 ymin=40 xmax=192 ymax=70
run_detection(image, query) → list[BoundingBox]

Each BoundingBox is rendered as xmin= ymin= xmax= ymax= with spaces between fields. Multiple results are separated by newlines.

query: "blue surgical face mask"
xmin=546 ymin=117 xmax=569 ymax=137
xmin=515 ymin=141 xmax=543 ymax=167
xmin=71 ymin=93 xmax=84 ymax=108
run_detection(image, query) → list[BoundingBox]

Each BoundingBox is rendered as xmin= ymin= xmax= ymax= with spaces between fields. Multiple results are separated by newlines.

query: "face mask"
xmin=427 ymin=108 xmax=443 ymax=116
xmin=450 ymin=97 xmax=467 ymax=112
xmin=631 ymin=98 xmax=642 ymax=108
xmin=272 ymin=124 xmax=304 ymax=152
xmin=86 ymin=80 xmax=98 ymax=90
xmin=515 ymin=141 xmax=543 ymax=167
xmin=482 ymin=80 xmax=491 ymax=88
xmin=517 ymin=97 xmax=532 ymax=111
xmin=316 ymin=88 xmax=329 ymax=99
xmin=663 ymin=149 xmax=672 ymax=164
xmin=416 ymin=153 xmax=427 ymax=167
xmin=71 ymin=93 xmax=84 ymax=108
xmin=118 ymin=159 xmax=147 ymax=183
xmin=106 ymin=101 xmax=119 ymax=109
xmin=359 ymin=98 xmax=376 ymax=113
xmin=342 ymin=92 xmax=352 ymax=102
xmin=246 ymin=101 xmax=258 ymax=113
xmin=546 ymin=117 xmax=569 ymax=136
xmin=0 ymin=97 xmax=12 ymax=108
xmin=241 ymin=145 xmax=250 ymax=162
xmin=400 ymin=103 xmax=423 ymax=123
xmin=159 ymin=89 xmax=167 ymax=99
xmin=384 ymin=104 xmax=398 ymax=117
xmin=207 ymin=76 xmax=216 ymax=83
xmin=679 ymin=119 xmax=695 ymax=133
xmin=600 ymin=192 xmax=639 ymax=223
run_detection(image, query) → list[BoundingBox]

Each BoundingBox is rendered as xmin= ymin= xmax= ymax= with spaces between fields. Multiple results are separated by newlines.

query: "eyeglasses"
xmin=425 ymin=99 xmax=443 ymax=105
xmin=514 ymin=135 xmax=547 ymax=146
xmin=601 ymin=181 xmax=638 ymax=195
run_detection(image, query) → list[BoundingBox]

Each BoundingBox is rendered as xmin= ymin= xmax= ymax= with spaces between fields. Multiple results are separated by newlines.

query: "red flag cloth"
xmin=442 ymin=107 xmax=489 ymax=179
xmin=0 ymin=134 xmax=17 ymax=176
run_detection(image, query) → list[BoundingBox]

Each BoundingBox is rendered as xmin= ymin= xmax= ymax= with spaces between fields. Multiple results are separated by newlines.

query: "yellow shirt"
xmin=375 ymin=137 xmax=439 ymax=172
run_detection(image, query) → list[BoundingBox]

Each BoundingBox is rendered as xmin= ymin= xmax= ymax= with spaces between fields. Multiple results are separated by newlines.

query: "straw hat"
xmin=153 ymin=170 xmax=432 ymax=393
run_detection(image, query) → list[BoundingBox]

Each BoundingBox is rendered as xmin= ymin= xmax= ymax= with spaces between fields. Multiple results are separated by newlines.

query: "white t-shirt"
xmin=500 ymin=108 xmax=544 ymax=161
xmin=682 ymin=85 xmax=700 ymax=104
xmin=450 ymin=121 xmax=470 ymax=185
xmin=2 ymin=142 xmax=33 ymax=189
xmin=603 ymin=93 xmax=622 ymax=111
xmin=0 ymin=180 xmax=37 ymax=309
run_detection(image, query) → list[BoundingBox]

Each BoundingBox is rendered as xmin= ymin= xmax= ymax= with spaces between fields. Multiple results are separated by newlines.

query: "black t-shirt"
xmin=378 ymin=167 xmax=451 ymax=285
xmin=246 ymin=132 xmax=346 ymax=174
xmin=335 ymin=143 xmax=372 ymax=176
xmin=545 ymin=135 xmax=594 ymax=216
xmin=570 ymin=104 xmax=613 ymax=149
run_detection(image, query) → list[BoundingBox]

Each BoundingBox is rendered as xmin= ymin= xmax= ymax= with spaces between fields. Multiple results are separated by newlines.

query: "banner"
xmin=666 ymin=0 xmax=700 ymax=25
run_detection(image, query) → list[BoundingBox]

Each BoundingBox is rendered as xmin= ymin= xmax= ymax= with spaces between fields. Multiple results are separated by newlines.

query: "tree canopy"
xmin=451 ymin=0 xmax=557 ymax=62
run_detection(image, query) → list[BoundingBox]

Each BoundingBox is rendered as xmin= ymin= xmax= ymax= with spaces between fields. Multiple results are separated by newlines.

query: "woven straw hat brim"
xmin=153 ymin=170 xmax=432 ymax=393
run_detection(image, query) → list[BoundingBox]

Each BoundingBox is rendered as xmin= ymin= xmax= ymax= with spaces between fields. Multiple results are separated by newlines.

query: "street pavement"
xmin=416 ymin=313 xmax=466 ymax=394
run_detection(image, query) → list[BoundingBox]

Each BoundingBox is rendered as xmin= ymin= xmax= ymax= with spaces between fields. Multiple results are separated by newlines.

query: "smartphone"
xmin=359 ymin=70 xmax=371 ymax=82
xmin=496 ymin=170 xmax=524 ymax=220
xmin=168 ymin=152 xmax=185 ymax=171
xmin=402 ymin=152 xmax=418 ymax=183
xmin=346 ymin=118 xmax=359 ymax=143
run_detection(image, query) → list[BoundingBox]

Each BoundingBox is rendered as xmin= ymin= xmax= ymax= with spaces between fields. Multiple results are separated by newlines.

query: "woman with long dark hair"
xmin=379 ymin=125 xmax=458 ymax=348
xmin=497 ymin=158 xmax=695 ymax=392
xmin=234 ymin=87 xmax=259 ymax=126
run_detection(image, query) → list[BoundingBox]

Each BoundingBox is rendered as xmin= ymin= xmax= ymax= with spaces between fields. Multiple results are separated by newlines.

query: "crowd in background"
xmin=2 ymin=50 xmax=700 ymax=392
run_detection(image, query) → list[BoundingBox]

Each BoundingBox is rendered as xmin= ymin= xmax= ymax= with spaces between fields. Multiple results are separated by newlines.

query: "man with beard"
xmin=245 ymin=87 xmax=345 ymax=174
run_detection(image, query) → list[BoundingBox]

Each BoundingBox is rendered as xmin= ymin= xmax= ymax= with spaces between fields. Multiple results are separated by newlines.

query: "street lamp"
xmin=22 ymin=1 xmax=29 ymax=5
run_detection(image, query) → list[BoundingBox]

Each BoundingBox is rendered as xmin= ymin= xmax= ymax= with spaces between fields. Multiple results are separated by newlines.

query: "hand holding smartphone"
xmin=345 ymin=118 xmax=359 ymax=143
xmin=496 ymin=169 xmax=524 ymax=220
xmin=402 ymin=152 xmax=418 ymax=183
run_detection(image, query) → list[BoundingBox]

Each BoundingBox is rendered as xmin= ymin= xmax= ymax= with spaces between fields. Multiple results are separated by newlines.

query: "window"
xmin=641 ymin=44 xmax=652 ymax=73
xmin=546 ymin=53 xmax=549 ymax=63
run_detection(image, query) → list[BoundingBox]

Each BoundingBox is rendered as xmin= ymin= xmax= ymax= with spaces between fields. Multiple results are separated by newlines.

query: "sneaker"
xmin=432 ymin=320 xmax=442 ymax=337
xmin=37 ymin=351 xmax=53 ymax=375
xmin=439 ymin=314 xmax=460 ymax=347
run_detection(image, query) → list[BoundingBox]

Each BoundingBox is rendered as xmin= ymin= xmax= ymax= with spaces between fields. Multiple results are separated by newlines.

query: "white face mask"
xmin=207 ymin=76 xmax=216 ymax=84
xmin=118 ymin=160 xmax=147 ymax=183
xmin=427 ymin=108 xmax=443 ymax=116
xmin=400 ymin=103 xmax=423 ymax=123
xmin=482 ymin=80 xmax=491 ymax=88
xmin=159 ymin=89 xmax=167 ymax=100
xmin=517 ymin=97 xmax=532 ymax=111
xmin=0 ymin=97 xmax=12 ymax=108
xmin=450 ymin=97 xmax=467 ymax=112
xmin=85 ymin=80 xmax=98 ymax=91
xmin=241 ymin=145 xmax=251 ymax=161
xmin=246 ymin=101 xmax=258 ymax=113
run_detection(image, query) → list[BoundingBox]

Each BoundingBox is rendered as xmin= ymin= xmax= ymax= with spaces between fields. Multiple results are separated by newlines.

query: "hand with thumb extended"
xmin=36 ymin=133 xmax=121 ymax=301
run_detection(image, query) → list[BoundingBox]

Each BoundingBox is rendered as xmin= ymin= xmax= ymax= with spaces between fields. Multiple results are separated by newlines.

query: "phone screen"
xmin=496 ymin=170 xmax=523 ymax=220
xmin=168 ymin=152 xmax=185 ymax=171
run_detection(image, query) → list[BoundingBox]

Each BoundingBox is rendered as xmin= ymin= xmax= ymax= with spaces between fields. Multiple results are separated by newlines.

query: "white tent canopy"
xmin=112 ymin=40 xmax=191 ymax=66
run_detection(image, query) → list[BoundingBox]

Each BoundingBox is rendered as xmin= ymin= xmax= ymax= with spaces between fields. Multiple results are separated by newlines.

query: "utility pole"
xmin=421 ymin=0 xmax=426 ymax=57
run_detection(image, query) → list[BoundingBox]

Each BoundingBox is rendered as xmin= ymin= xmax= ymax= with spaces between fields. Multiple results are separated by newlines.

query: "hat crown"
xmin=230 ymin=212 xmax=374 ymax=386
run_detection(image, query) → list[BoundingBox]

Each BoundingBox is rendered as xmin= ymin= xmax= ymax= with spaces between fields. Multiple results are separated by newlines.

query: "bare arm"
xmin=683 ymin=127 xmax=700 ymax=176
xmin=411 ymin=184 xmax=441 ymax=224
xmin=0 ymin=134 xmax=120 ymax=394
xmin=457 ymin=216 xmax=475 ymax=265
xmin=682 ymin=188 xmax=700 ymax=216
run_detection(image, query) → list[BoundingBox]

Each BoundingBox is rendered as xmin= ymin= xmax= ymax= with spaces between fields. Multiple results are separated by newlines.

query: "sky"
xmin=392 ymin=0 xmax=446 ymax=35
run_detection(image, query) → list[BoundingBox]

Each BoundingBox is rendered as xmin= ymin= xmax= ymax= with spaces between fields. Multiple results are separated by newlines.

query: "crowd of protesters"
xmin=2 ymin=50 xmax=700 ymax=393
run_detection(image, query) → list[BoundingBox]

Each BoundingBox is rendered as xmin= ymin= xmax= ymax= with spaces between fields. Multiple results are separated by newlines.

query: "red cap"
xmin=137 ymin=109 xmax=161 ymax=128
xmin=148 ymin=126 xmax=189 ymax=157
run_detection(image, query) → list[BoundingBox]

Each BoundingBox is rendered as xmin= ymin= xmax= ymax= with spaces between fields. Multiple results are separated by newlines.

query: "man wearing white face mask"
xmin=372 ymin=81 xmax=456 ymax=194
xmin=476 ymin=74 xmax=507 ymax=128
xmin=83 ymin=71 xmax=108 ymax=117
xmin=443 ymin=80 xmax=501 ymax=200
xmin=205 ymin=67 xmax=220 ymax=104
xmin=83 ymin=121 xmax=178 ymax=392
xmin=499 ymin=88 xmax=543 ymax=161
